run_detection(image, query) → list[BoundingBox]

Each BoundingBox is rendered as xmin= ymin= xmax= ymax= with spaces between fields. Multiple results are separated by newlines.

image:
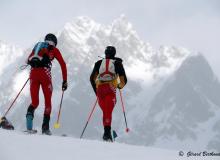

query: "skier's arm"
xmin=90 ymin=61 xmax=101 ymax=94
xmin=115 ymin=61 xmax=127 ymax=89
xmin=27 ymin=43 xmax=40 ymax=64
xmin=26 ymin=48 xmax=35 ymax=64
xmin=54 ymin=48 xmax=67 ymax=81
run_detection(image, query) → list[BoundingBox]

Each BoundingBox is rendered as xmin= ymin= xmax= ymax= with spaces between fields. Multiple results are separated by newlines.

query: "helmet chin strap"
xmin=45 ymin=40 xmax=56 ymax=47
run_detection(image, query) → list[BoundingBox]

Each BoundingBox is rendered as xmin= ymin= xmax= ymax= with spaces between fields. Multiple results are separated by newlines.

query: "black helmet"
xmin=44 ymin=33 xmax=57 ymax=46
xmin=105 ymin=46 xmax=116 ymax=58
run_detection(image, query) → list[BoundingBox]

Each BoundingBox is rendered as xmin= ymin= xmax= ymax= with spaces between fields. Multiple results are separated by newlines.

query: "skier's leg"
xmin=41 ymin=69 xmax=52 ymax=134
xmin=98 ymin=97 xmax=112 ymax=141
xmin=41 ymin=82 xmax=52 ymax=116
xmin=97 ymin=88 xmax=105 ymax=126
xmin=102 ymin=93 xmax=116 ymax=141
xmin=97 ymin=84 xmax=116 ymax=141
xmin=26 ymin=75 xmax=40 ymax=130
xmin=30 ymin=77 xmax=40 ymax=109
xmin=103 ymin=93 xmax=116 ymax=127
xmin=42 ymin=114 xmax=51 ymax=135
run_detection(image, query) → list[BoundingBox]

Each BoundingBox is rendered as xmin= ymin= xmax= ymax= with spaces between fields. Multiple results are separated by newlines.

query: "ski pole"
xmin=2 ymin=78 xmax=30 ymax=118
xmin=119 ymin=89 xmax=130 ymax=132
xmin=80 ymin=99 xmax=98 ymax=139
xmin=54 ymin=91 xmax=64 ymax=129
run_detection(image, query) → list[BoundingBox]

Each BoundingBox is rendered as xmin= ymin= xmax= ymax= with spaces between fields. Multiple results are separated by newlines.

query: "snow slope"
xmin=0 ymin=129 xmax=219 ymax=160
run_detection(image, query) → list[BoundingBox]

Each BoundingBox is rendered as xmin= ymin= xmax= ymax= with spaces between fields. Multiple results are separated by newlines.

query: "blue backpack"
xmin=28 ymin=42 xmax=51 ymax=68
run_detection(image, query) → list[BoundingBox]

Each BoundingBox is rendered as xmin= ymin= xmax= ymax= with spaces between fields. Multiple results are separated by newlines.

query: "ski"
xmin=23 ymin=129 xmax=37 ymax=134
xmin=42 ymin=132 xmax=52 ymax=136
xmin=22 ymin=129 xmax=69 ymax=137
xmin=103 ymin=139 xmax=114 ymax=143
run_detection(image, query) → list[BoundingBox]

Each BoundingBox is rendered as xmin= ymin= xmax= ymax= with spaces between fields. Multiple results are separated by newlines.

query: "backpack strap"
xmin=99 ymin=59 xmax=115 ymax=77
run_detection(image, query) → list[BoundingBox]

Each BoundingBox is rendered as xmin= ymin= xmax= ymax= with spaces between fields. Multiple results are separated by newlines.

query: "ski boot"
xmin=0 ymin=117 xmax=14 ymax=130
xmin=103 ymin=126 xmax=113 ymax=142
xmin=26 ymin=105 xmax=35 ymax=131
xmin=26 ymin=114 xmax=34 ymax=130
xmin=42 ymin=115 xmax=52 ymax=135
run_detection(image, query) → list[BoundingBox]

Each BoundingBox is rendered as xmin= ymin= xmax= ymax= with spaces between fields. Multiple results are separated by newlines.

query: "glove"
xmin=117 ymin=83 xmax=123 ymax=89
xmin=62 ymin=81 xmax=68 ymax=91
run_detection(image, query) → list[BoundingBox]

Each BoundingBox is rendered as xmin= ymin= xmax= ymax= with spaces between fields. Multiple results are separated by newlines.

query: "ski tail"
xmin=112 ymin=130 xmax=118 ymax=142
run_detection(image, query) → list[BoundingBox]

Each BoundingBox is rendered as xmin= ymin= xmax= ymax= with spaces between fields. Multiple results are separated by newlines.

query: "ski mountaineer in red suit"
xmin=26 ymin=33 xmax=68 ymax=135
xmin=90 ymin=46 xmax=127 ymax=141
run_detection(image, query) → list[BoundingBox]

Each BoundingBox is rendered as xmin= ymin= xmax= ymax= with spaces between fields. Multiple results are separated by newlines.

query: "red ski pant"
xmin=30 ymin=68 xmax=53 ymax=116
xmin=97 ymin=83 xmax=116 ymax=127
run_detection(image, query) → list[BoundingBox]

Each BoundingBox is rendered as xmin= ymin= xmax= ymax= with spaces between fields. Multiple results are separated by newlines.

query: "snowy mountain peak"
xmin=57 ymin=16 xmax=194 ymax=84
xmin=74 ymin=16 xmax=96 ymax=26
xmin=111 ymin=14 xmax=134 ymax=35
xmin=58 ymin=15 xmax=146 ymax=66
xmin=61 ymin=17 xmax=98 ymax=45
xmin=60 ymin=15 xmax=138 ymax=47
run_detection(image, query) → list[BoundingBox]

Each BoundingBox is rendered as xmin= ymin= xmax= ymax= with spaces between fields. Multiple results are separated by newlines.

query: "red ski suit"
xmin=97 ymin=83 xmax=116 ymax=126
xmin=28 ymin=47 xmax=67 ymax=116
xmin=90 ymin=58 xmax=127 ymax=127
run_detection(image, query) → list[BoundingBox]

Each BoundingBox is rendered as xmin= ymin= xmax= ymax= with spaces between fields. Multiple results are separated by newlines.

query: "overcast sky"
xmin=1 ymin=0 xmax=220 ymax=76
